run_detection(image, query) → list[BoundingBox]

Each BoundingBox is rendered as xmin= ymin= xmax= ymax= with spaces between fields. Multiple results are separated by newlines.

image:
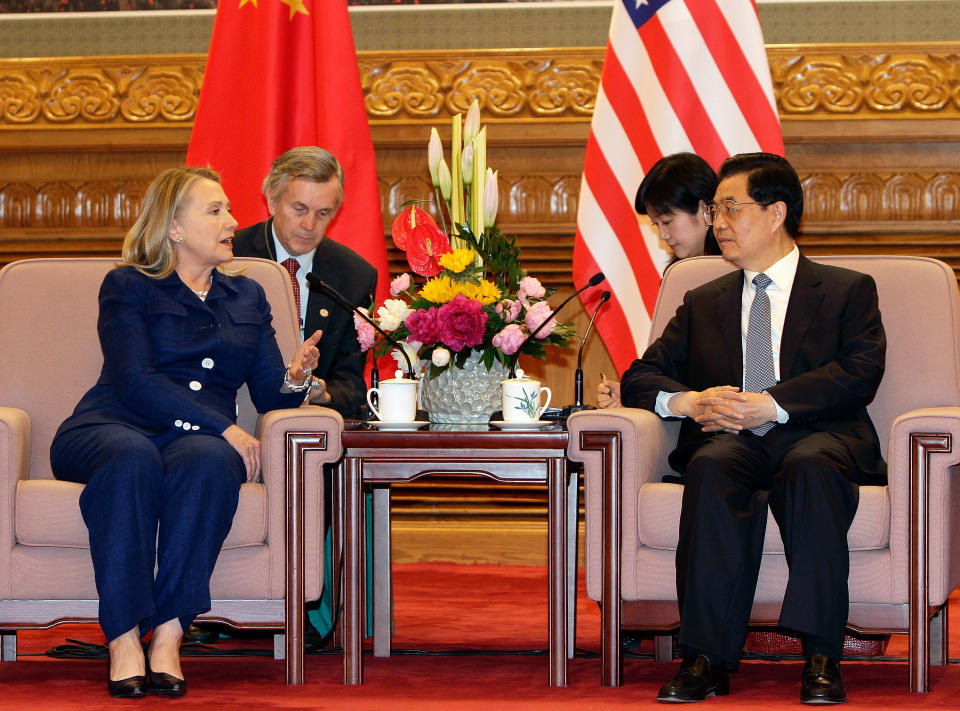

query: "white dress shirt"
xmin=656 ymin=245 xmax=800 ymax=424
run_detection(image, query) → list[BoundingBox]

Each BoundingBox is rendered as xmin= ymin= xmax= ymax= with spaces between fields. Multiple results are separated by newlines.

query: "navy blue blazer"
xmin=55 ymin=266 xmax=306 ymax=442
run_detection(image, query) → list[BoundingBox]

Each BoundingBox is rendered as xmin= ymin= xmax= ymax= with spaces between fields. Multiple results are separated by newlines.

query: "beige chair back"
xmin=651 ymin=255 xmax=960 ymax=460
xmin=0 ymin=257 xmax=300 ymax=479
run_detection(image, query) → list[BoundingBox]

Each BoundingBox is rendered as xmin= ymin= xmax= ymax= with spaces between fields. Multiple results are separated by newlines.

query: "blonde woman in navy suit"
xmin=50 ymin=167 xmax=322 ymax=698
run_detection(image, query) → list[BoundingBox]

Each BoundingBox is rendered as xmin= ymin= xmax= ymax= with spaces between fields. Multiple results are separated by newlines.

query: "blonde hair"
xmin=121 ymin=166 xmax=226 ymax=279
xmin=261 ymin=146 xmax=344 ymax=207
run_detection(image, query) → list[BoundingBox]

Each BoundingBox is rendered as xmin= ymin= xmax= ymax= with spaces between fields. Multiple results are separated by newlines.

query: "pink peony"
xmin=495 ymin=298 xmax=522 ymax=324
xmin=405 ymin=307 xmax=442 ymax=346
xmin=354 ymin=310 xmax=376 ymax=351
xmin=390 ymin=273 xmax=412 ymax=296
xmin=518 ymin=276 xmax=546 ymax=301
xmin=437 ymin=293 xmax=488 ymax=352
xmin=524 ymin=299 xmax=556 ymax=338
xmin=492 ymin=323 xmax=526 ymax=355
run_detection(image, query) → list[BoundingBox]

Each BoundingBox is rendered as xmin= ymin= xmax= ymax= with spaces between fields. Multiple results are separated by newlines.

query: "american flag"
xmin=574 ymin=0 xmax=784 ymax=376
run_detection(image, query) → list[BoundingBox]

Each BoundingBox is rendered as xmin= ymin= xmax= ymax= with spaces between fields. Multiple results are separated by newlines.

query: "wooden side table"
xmin=336 ymin=424 xmax=574 ymax=686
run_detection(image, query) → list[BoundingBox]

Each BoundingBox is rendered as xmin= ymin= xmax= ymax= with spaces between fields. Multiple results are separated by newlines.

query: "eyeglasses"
xmin=704 ymin=199 xmax=767 ymax=225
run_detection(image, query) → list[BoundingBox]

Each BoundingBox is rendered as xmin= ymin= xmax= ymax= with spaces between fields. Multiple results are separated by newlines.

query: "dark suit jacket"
xmin=233 ymin=218 xmax=378 ymax=417
xmin=55 ymin=266 xmax=305 ymax=441
xmin=621 ymin=253 xmax=887 ymax=481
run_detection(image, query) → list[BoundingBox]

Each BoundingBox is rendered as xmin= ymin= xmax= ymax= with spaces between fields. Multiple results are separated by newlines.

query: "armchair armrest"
xmin=257 ymin=405 xmax=344 ymax=600
xmin=0 ymin=407 xmax=30 ymax=599
xmin=886 ymin=407 xmax=960 ymax=606
xmin=566 ymin=407 xmax=677 ymax=600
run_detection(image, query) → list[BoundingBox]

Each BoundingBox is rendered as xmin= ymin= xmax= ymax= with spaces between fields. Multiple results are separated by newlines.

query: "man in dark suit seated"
xmin=234 ymin=146 xmax=378 ymax=418
xmin=620 ymin=153 xmax=886 ymax=705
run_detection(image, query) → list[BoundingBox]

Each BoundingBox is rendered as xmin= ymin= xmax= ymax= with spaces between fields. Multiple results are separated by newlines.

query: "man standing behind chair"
xmin=621 ymin=153 xmax=887 ymax=704
xmin=234 ymin=146 xmax=378 ymax=418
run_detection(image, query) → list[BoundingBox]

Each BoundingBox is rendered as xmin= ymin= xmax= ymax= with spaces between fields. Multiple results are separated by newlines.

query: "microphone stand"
xmin=507 ymin=272 xmax=606 ymax=378
xmin=306 ymin=274 xmax=417 ymax=380
xmin=562 ymin=289 xmax=610 ymax=418
xmin=367 ymin=291 xmax=380 ymax=411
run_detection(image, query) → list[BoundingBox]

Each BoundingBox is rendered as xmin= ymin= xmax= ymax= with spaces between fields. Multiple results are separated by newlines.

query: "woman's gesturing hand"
xmin=288 ymin=329 xmax=323 ymax=385
xmin=222 ymin=424 xmax=261 ymax=482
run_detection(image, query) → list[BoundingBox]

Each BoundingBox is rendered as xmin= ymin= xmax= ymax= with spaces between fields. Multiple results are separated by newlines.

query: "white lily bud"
xmin=438 ymin=158 xmax=452 ymax=201
xmin=463 ymin=99 xmax=480 ymax=144
xmin=460 ymin=143 xmax=474 ymax=185
xmin=427 ymin=127 xmax=443 ymax=187
xmin=483 ymin=168 xmax=499 ymax=226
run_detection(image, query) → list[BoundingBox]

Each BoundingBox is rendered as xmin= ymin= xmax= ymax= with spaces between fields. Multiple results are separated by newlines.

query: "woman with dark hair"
xmin=598 ymin=152 xmax=719 ymax=407
xmin=50 ymin=167 xmax=323 ymax=698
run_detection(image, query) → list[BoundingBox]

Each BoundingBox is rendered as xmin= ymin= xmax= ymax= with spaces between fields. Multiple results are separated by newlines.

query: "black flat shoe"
xmin=657 ymin=653 xmax=729 ymax=703
xmin=801 ymin=654 xmax=846 ymax=704
xmin=106 ymin=655 xmax=148 ymax=698
xmin=148 ymin=669 xmax=187 ymax=697
xmin=107 ymin=675 xmax=149 ymax=698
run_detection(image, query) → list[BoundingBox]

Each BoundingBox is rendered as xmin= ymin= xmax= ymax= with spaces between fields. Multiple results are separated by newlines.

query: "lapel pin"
xmin=320 ymin=308 xmax=329 ymax=318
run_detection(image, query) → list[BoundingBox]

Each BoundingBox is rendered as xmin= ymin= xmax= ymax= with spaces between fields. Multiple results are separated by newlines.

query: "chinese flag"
xmin=187 ymin=0 xmax=388 ymax=301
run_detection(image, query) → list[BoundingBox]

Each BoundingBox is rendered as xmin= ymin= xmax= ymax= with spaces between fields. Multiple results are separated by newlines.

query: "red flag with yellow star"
xmin=187 ymin=0 xmax=387 ymax=297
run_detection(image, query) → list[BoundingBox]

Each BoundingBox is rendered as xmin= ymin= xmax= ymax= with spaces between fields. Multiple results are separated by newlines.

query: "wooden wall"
xmin=2 ymin=43 xmax=958 ymax=562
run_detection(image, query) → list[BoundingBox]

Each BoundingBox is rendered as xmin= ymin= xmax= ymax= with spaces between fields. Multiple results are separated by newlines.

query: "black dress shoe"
xmin=801 ymin=654 xmax=846 ymax=704
xmin=657 ymin=654 xmax=730 ymax=703
xmin=148 ymin=669 xmax=187 ymax=697
xmin=106 ymin=656 xmax=148 ymax=698
xmin=107 ymin=675 xmax=149 ymax=698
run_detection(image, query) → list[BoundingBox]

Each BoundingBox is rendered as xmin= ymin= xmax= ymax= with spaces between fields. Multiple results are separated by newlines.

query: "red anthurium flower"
xmin=391 ymin=205 xmax=440 ymax=250
xmin=406 ymin=222 xmax=452 ymax=277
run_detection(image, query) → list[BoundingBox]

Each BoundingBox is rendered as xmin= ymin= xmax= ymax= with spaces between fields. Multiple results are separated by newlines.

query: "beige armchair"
xmin=0 ymin=257 xmax=343 ymax=684
xmin=567 ymin=255 xmax=960 ymax=692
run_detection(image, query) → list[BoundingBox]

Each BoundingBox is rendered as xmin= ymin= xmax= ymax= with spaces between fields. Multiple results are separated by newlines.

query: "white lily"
xmin=483 ymin=168 xmax=499 ymax=226
xmin=427 ymin=127 xmax=443 ymax=187
xmin=463 ymin=99 xmax=480 ymax=144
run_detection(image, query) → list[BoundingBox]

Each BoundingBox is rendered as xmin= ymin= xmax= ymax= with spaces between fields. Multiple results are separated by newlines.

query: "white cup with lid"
xmin=500 ymin=369 xmax=552 ymax=422
xmin=367 ymin=371 xmax=419 ymax=422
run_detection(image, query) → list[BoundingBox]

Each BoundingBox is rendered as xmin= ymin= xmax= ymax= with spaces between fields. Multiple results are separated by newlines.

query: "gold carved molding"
xmin=3 ymin=44 xmax=960 ymax=130
xmin=4 ymin=170 xmax=959 ymax=236
xmin=0 ymin=56 xmax=202 ymax=127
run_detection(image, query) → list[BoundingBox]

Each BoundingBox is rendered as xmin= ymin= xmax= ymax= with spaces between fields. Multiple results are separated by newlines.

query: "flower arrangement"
xmin=356 ymin=101 xmax=574 ymax=379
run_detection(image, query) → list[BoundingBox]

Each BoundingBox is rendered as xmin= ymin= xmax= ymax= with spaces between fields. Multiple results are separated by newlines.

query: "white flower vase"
xmin=419 ymin=351 xmax=507 ymax=424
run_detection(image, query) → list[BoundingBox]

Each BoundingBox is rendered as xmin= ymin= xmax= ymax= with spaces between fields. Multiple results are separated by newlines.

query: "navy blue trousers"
xmin=674 ymin=429 xmax=861 ymax=668
xmin=51 ymin=425 xmax=244 ymax=642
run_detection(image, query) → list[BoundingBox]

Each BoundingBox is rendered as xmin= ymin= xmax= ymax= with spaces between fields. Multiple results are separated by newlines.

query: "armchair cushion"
xmin=636 ymin=482 xmax=890 ymax=552
xmin=15 ymin=480 xmax=268 ymax=551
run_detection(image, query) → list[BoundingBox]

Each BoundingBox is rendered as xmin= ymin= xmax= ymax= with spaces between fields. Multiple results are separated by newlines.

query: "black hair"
xmin=717 ymin=152 xmax=803 ymax=238
xmin=634 ymin=152 xmax=718 ymax=218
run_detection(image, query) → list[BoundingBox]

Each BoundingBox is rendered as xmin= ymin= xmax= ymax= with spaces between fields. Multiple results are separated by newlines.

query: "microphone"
xmin=367 ymin=291 xmax=380 ymax=411
xmin=507 ymin=272 xmax=605 ymax=378
xmin=306 ymin=274 xmax=417 ymax=380
xmin=562 ymin=289 xmax=611 ymax=417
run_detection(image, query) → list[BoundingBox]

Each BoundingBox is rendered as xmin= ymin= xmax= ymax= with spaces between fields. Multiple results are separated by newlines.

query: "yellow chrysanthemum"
xmin=419 ymin=275 xmax=458 ymax=304
xmin=459 ymin=279 xmax=502 ymax=305
xmin=437 ymin=248 xmax=476 ymax=274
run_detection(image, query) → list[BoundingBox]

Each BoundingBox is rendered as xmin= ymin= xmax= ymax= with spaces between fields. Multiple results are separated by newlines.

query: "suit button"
xmin=189 ymin=380 xmax=202 ymax=391
xmin=182 ymin=422 xmax=192 ymax=430
xmin=191 ymin=425 xmax=200 ymax=431
xmin=201 ymin=358 xmax=214 ymax=369
xmin=175 ymin=419 xmax=183 ymax=427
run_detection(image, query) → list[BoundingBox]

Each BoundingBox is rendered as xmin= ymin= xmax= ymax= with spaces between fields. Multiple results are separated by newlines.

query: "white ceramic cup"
xmin=500 ymin=375 xmax=552 ymax=422
xmin=367 ymin=376 xmax=419 ymax=422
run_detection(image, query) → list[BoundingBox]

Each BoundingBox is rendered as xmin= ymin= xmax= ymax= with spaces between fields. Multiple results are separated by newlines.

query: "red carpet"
xmin=2 ymin=562 xmax=960 ymax=709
